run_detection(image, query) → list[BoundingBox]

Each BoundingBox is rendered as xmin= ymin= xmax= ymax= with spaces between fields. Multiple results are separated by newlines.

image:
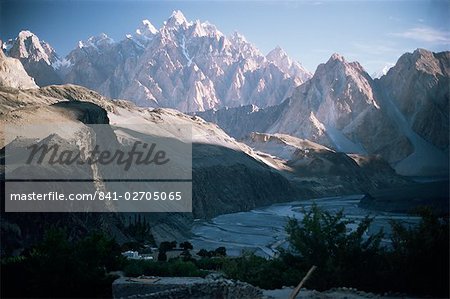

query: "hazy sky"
xmin=1 ymin=0 xmax=449 ymax=74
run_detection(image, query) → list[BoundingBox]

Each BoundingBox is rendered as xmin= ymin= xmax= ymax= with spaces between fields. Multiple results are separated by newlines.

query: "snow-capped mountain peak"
xmin=3 ymin=30 xmax=63 ymax=86
xmin=139 ymin=19 xmax=159 ymax=35
xmin=10 ymin=30 xmax=52 ymax=64
xmin=130 ymin=19 xmax=159 ymax=46
xmin=76 ymin=11 xmax=311 ymax=110
xmin=18 ymin=30 xmax=34 ymax=40
xmin=78 ymin=33 xmax=114 ymax=50
xmin=230 ymin=31 xmax=247 ymax=43
xmin=166 ymin=10 xmax=191 ymax=28
xmin=371 ymin=63 xmax=395 ymax=79
xmin=6 ymin=11 xmax=311 ymax=111
xmin=267 ymin=46 xmax=288 ymax=59
xmin=266 ymin=46 xmax=312 ymax=82
xmin=189 ymin=20 xmax=224 ymax=38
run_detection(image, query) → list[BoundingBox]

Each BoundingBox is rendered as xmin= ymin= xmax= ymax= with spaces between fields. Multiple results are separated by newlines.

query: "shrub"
xmin=123 ymin=259 xmax=207 ymax=278
xmin=157 ymin=250 xmax=167 ymax=261
xmin=218 ymin=204 xmax=449 ymax=297
xmin=221 ymin=252 xmax=304 ymax=289
xmin=180 ymin=241 xmax=193 ymax=250
xmin=285 ymin=203 xmax=385 ymax=290
xmin=1 ymin=228 xmax=123 ymax=298
xmin=195 ymin=256 xmax=227 ymax=271
xmin=386 ymin=209 xmax=449 ymax=296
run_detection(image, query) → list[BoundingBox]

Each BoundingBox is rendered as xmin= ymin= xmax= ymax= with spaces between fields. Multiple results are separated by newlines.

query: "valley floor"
xmin=189 ymin=193 xmax=426 ymax=258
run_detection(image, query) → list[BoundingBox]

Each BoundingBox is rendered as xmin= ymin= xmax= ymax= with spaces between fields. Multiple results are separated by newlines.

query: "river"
xmin=189 ymin=194 xmax=422 ymax=258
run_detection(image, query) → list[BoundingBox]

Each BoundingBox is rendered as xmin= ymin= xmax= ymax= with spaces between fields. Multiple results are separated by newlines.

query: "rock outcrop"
xmin=0 ymin=47 xmax=38 ymax=89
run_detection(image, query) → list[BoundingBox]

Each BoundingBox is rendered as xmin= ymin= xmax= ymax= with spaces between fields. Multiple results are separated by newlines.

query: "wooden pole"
xmin=288 ymin=265 xmax=317 ymax=299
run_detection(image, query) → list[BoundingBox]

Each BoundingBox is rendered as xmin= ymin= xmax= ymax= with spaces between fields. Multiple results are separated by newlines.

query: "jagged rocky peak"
xmin=267 ymin=46 xmax=287 ymax=58
xmin=78 ymin=33 xmax=114 ymax=49
xmin=3 ymin=30 xmax=63 ymax=86
xmin=266 ymin=51 xmax=385 ymax=155
xmin=378 ymin=48 xmax=450 ymax=153
xmin=128 ymin=19 xmax=159 ymax=44
xmin=320 ymin=52 xmax=349 ymax=73
xmin=230 ymin=31 xmax=247 ymax=43
xmin=137 ymin=19 xmax=159 ymax=35
xmin=266 ymin=46 xmax=312 ymax=82
xmin=96 ymin=10 xmax=311 ymax=111
xmin=6 ymin=30 xmax=59 ymax=65
xmin=266 ymin=46 xmax=292 ymax=68
xmin=190 ymin=20 xmax=223 ymax=38
xmin=396 ymin=48 xmax=449 ymax=76
xmin=3 ymin=11 xmax=311 ymax=111
xmin=329 ymin=52 xmax=345 ymax=62
xmin=165 ymin=10 xmax=191 ymax=28
xmin=323 ymin=52 xmax=369 ymax=76
xmin=311 ymin=52 xmax=376 ymax=106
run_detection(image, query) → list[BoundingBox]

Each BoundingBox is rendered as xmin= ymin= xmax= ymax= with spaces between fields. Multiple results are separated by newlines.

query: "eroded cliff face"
xmin=0 ymin=48 xmax=38 ymax=89
xmin=377 ymin=49 xmax=450 ymax=152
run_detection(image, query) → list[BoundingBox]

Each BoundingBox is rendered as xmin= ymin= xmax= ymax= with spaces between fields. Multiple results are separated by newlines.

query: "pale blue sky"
xmin=1 ymin=0 xmax=449 ymax=74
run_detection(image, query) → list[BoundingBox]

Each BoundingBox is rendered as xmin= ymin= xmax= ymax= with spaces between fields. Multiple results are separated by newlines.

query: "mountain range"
xmin=1 ymin=10 xmax=449 ymax=255
xmin=2 ymin=11 xmax=450 ymax=175
xmin=1 ymin=10 xmax=449 ymax=178
xmin=195 ymin=49 xmax=450 ymax=176
xmin=2 ymin=10 xmax=311 ymax=112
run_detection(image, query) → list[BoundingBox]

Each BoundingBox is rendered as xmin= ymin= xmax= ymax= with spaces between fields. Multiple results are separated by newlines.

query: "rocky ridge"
xmin=3 ymin=11 xmax=311 ymax=112
xmin=196 ymin=49 xmax=449 ymax=176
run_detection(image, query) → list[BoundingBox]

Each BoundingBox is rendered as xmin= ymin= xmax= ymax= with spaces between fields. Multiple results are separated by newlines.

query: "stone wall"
xmin=112 ymin=276 xmax=263 ymax=299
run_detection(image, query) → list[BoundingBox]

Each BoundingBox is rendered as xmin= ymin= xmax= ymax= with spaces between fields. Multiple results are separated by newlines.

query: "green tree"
xmin=388 ymin=209 xmax=449 ymax=296
xmin=180 ymin=249 xmax=193 ymax=262
xmin=1 ymin=228 xmax=122 ymax=298
xmin=285 ymin=203 xmax=384 ymax=290
xmin=170 ymin=241 xmax=177 ymax=249
xmin=197 ymin=249 xmax=209 ymax=258
xmin=214 ymin=246 xmax=227 ymax=257
xmin=180 ymin=241 xmax=193 ymax=250
xmin=159 ymin=241 xmax=176 ymax=252
xmin=157 ymin=250 xmax=167 ymax=262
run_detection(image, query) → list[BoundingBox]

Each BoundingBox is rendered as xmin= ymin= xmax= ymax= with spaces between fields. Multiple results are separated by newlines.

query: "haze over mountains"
xmin=1 ymin=10 xmax=449 ymax=178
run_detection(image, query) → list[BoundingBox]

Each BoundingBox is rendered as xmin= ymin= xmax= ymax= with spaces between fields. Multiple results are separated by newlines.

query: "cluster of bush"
xmin=1 ymin=230 xmax=124 ymax=298
xmin=197 ymin=247 xmax=227 ymax=258
xmin=223 ymin=205 xmax=449 ymax=297
xmin=123 ymin=259 xmax=208 ymax=278
xmin=1 ymin=205 xmax=448 ymax=298
xmin=119 ymin=205 xmax=449 ymax=297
